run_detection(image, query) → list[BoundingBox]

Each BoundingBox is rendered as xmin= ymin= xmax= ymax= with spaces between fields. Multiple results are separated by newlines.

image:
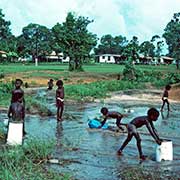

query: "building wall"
xmin=99 ymin=55 xmax=115 ymax=63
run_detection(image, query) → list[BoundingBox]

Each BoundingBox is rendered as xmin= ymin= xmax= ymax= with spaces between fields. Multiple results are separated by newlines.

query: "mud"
xmin=0 ymin=89 xmax=180 ymax=180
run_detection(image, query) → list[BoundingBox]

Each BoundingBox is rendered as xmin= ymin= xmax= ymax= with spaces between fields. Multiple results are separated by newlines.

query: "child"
xmin=117 ymin=108 xmax=162 ymax=160
xmin=99 ymin=107 xmax=126 ymax=131
xmin=56 ymin=80 xmax=64 ymax=121
xmin=7 ymin=98 xmax=25 ymax=136
xmin=47 ymin=79 xmax=54 ymax=90
xmin=11 ymin=79 xmax=25 ymax=106
xmin=160 ymin=84 xmax=171 ymax=111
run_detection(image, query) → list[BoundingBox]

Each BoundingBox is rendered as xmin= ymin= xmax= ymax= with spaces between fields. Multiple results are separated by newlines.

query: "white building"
xmin=46 ymin=51 xmax=70 ymax=63
xmin=96 ymin=54 xmax=122 ymax=63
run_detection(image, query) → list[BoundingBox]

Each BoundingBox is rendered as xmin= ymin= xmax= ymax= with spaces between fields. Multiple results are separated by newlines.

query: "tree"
xmin=52 ymin=12 xmax=97 ymax=71
xmin=151 ymin=35 xmax=164 ymax=59
xmin=139 ymin=41 xmax=155 ymax=57
xmin=18 ymin=23 xmax=52 ymax=61
xmin=123 ymin=36 xmax=139 ymax=62
xmin=163 ymin=12 xmax=180 ymax=68
xmin=94 ymin=34 xmax=128 ymax=55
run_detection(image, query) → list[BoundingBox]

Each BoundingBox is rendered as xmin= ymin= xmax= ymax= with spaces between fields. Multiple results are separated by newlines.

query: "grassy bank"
xmin=0 ymin=139 xmax=71 ymax=180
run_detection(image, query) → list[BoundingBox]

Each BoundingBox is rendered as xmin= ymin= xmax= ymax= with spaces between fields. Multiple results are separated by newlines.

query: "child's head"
xmin=147 ymin=108 xmax=159 ymax=121
xmin=101 ymin=107 xmax=108 ymax=115
xmin=56 ymin=80 xmax=63 ymax=87
xmin=165 ymin=84 xmax=171 ymax=91
xmin=15 ymin=79 xmax=23 ymax=88
xmin=49 ymin=79 xmax=54 ymax=82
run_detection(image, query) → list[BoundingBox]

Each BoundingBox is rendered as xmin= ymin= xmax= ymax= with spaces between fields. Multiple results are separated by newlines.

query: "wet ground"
xmin=0 ymin=90 xmax=180 ymax=180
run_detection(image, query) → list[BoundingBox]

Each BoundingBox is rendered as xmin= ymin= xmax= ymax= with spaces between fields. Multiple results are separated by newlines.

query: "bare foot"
xmin=117 ymin=150 xmax=123 ymax=156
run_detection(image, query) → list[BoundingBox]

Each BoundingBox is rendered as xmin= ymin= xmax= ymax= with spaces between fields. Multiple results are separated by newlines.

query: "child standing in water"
xmin=56 ymin=80 xmax=64 ymax=121
xmin=160 ymin=84 xmax=171 ymax=112
xmin=47 ymin=79 xmax=54 ymax=90
xmin=117 ymin=108 xmax=162 ymax=160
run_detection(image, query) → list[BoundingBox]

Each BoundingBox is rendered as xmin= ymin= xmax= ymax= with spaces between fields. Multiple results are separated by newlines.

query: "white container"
xmin=7 ymin=122 xmax=23 ymax=145
xmin=156 ymin=140 xmax=173 ymax=162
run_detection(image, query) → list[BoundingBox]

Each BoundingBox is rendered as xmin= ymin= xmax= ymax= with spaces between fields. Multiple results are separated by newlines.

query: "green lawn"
xmin=0 ymin=62 xmax=178 ymax=75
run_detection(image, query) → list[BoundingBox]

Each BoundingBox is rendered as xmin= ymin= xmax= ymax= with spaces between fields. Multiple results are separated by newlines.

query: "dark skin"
xmin=100 ymin=111 xmax=126 ymax=130
xmin=160 ymin=87 xmax=171 ymax=111
xmin=47 ymin=79 xmax=54 ymax=90
xmin=56 ymin=84 xmax=64 ymax=121
xmin=11 ymin=80 xmax=25 ymax=106
xmin=117 ymin=113 xmax=162 ymax=160
xmin=7 ymin=100 xmax=26 ymax=136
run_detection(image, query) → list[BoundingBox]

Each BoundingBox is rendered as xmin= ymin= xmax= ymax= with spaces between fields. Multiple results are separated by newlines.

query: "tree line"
xmin=0 ymin=9 xmax=179 ymax=70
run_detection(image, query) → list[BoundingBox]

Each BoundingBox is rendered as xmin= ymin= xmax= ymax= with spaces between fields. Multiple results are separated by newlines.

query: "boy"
xmin=56 ymin=80 xmax=64 ymax=121
xmin=117 ymin=108 xmax=162 ymax=160
xmin=47 ymin=79 xmax=54 ymax=90
xmin=11 ymin=79 xmax=25 ymax=106
xmin=7 ymin=98 xmax=25 ymax=136
xmin=160 ymin=84 xmax=171 ymax=112
xmin=100 ymin=107 xmax=126 ymax=131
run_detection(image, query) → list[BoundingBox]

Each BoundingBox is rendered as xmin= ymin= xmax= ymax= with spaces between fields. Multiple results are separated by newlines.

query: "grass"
xmin=119 ymin=166 xmax=179 ymax=180
xmin=0 ymin=139 xmax=71 ymax=180
xmin=0 ymin=62 xmax=178 ymax=75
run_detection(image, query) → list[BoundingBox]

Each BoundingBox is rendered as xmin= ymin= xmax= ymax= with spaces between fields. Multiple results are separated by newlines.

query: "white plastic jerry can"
xmin=156 ymin=140 xmax=173 ymax=162
xmin=7 ymin=122 xmax=23 ymax=145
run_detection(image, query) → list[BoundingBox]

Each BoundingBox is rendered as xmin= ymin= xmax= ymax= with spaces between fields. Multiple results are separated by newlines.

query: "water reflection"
xmin=56 ymin=121 xmax=63 ymax=148
xmin=161 ymin=111 xmax=169 ymax=119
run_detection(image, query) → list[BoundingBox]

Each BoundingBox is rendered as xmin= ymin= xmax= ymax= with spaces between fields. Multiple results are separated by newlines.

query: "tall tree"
xmin=151 ymin=35 xmax=164 ymax=58
xmin=163 ymin=12 xmax=180 ymax=62
xmin=52 ymin=12 xmax=97 ymax=71
xmin=123 ymin=36 xmax=139 ymax=62
xmin=18 ymin=23 xmax=52 ymax=60
xmin=94 ymin=34 xmax=127 ymax=55
xmin=139 ymin=41 xmax=155 ymax=57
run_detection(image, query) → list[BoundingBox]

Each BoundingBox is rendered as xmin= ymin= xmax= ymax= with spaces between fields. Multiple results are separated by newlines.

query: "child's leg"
xmin=57 ymin=107 xmax=60 ymax=120
xmin=161 ymin=100 xmax=165 ymax=111
xmin=116 ymin=118 xmax=124 ymax=131
xmin=134 ymin=133 xmax=143 ymax=158
xmin=117 ymin=133 xmax=133 ymax=154
xmin=166 ymin=100 xmax=170 ymax=111
xmin=59 ymin=105 xmax=64 ymax=120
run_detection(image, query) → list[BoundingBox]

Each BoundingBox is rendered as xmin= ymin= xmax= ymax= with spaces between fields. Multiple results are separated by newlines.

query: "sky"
xmin=0 ymin=0 xmax=180 ymax=43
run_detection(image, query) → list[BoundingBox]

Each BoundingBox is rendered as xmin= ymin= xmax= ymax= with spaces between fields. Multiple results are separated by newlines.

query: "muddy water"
xmin=0 ymin=90 xmax=180 ymax=180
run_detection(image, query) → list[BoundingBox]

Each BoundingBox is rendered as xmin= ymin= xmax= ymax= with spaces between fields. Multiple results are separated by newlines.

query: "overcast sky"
xmin=0 ymin=0 xmax=180 ymax=42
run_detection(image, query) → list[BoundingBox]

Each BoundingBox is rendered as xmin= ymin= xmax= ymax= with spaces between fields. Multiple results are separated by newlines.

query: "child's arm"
xmin=149 ymin=121 xmax=161 ymax=140
xmin=100 ymin=116 xmax=107 ymax=127
xmin=146 ymin=123 xmax=161 ymax=145
xmin=7 ymin=105 xmax=12 ymax=119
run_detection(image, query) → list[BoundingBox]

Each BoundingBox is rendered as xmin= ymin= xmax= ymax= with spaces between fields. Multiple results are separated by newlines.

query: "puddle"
xmin=0 ymin=90 xmax=180 ymax=179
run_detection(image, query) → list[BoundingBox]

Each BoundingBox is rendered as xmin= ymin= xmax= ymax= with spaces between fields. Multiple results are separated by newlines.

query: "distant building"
xmin=46 ymin=51 xmax=70 ymax=63
xmin=96 ymin=54 xmax=125 ymax=64
xmin=0 ymin=50 xmax=7 ymax=58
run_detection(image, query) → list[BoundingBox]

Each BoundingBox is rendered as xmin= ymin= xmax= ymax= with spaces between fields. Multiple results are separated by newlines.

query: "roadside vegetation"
xmin=0 ymin=138 xmax=71 ymax=180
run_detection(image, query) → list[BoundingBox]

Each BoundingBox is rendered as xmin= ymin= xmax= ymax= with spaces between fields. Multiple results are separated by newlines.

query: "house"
xmin=160 ymin=56 xmax=174 ymax=65
xmin=46 ymin=51 xmax=69 ymax=63
xmin=0 ymin=50 xmax=7 ymax=58
xmin=96 ymin=54 xmax=125 ymax=64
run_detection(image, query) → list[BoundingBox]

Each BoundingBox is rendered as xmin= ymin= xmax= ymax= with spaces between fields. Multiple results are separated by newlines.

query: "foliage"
xmin=122 ymin=58 xmax=136 ymax=80
xmin=163 ymin=12 xmax=180 ymax=60
xmin=0 ymin=81 xmax=13 ymax=94
xmin=65 ymin=79 xmax=144 ymax=100
xmin=0 ymin=139 xmax=70 ymax=180
xmin=18 ymin=23 xmax=52 ymax=60
xmin=52 ymin=12 xmax=97 ymax=71
xmin=94 ymin=34 xmax=128 ymax=55
xmin=139 ymin=41 xmax=155 ymax=57
xmin=26 ymin=96 xmax=51 ymax=116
